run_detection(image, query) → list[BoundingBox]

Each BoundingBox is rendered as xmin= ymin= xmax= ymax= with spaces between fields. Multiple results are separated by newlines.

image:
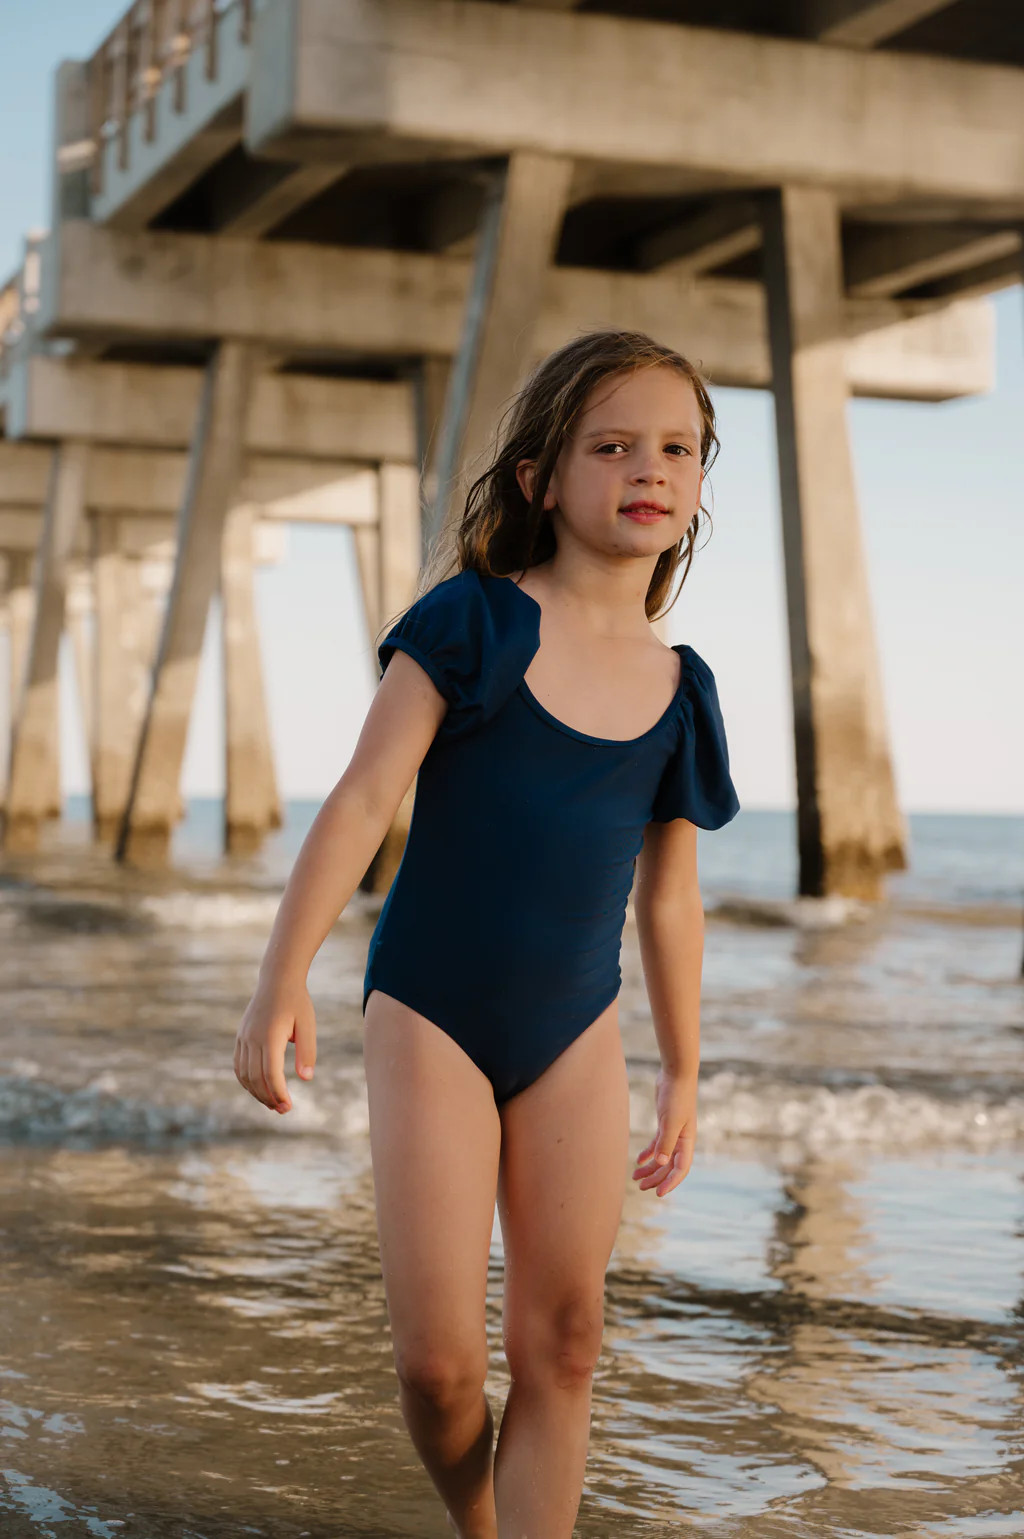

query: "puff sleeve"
xmin=650 ymin=646 xmax=740 ymax=829
xmin=378 ymin=568 xmax=541 ymax=742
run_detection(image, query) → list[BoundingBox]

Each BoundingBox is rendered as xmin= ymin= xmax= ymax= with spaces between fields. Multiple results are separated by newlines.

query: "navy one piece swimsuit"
xmin=362 ymin=568 xmax=740 ymax=1105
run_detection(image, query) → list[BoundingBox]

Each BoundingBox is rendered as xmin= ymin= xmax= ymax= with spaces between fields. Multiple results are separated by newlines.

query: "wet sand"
xmin=1 ymin=806 xmax=1022 ymax=1536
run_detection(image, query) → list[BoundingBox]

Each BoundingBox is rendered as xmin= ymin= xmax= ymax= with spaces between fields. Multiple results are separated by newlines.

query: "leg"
xmin=363 ymin=989 xmax=502 ymax=1539
xmin=493 ymin=999 xmax=631 ymax=1539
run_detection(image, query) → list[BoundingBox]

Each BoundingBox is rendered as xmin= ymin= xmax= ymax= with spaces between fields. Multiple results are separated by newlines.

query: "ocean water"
xmin=1 ymin=800 xmax=1022 ymax=1538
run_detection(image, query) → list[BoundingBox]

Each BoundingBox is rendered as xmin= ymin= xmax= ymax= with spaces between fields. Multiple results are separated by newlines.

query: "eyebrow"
xmin=579 ymin=426 xmax=700 ymax=440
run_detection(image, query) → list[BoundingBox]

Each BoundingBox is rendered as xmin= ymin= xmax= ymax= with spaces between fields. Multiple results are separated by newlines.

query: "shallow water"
xmin=1 ymin=803 xmax=1022 ymax=1537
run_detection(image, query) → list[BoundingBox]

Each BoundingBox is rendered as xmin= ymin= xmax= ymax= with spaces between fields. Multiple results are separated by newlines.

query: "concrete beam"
xmin=762 ymin=185 xmax=907 ymax=900
xmin=2 ymin=353 xmax=416 ymax=462
xmin=0 ymin=504 xmax=300 ymax=564
xmin=215 ymin=161 xmax=350 ymax=237
xmin=0 ymin=441 xmax=384 ymax=524
xmin=245 ymin=0 xmax=1024 ymax=211
xmin=634 ymin=200 xmax=762 ymax=276
xmin=36 ymin=224 xmax=996 ymax=403
xmin=846 ymin=223 xmax=1022 ymax=298
xmin=808 ymin=0 xmax=958 ymax=47
xmin=896 ymin=247 xmax=1024 ymax=302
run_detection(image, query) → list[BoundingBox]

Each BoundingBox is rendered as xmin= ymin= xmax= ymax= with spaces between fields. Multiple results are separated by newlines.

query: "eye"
xmin=595 ymin=442 xmax=625 ymax=455
xmin=666 ymin=443 xmax=692 ymax=457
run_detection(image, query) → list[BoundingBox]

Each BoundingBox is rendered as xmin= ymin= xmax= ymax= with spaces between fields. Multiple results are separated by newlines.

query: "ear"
xmin=516 ymin=459 xmax=537 ymax=504
xmin=516 ymin=458 xmax=558 ymax=511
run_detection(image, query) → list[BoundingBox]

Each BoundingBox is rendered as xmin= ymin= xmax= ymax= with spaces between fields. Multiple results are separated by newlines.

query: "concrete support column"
xmin=416 ymin=355 xmax=452 ymax=559
xmin=428 ymin=151 xmax=574 ymax=547
xmin=2 ymin=442 xmax=89 ymax=852
xmin=1 ymin=555 xmax=35 ymax=817
xmin=761 ymin=185 xmax=907 ymax=900
xmin=221 ymin=502 xmax=282 ymax=855
xmin=0 ymin=557 xmax=11 ymax=811
xmin=2 ymin=562 xmax=60 ymax=822
xmin=353 ymin=524 xmax=382 ymax=645
xmin=361 ymin=462 xmax=424 ymax=896
xmin=66 ymin=564 xmax=95 ymax=799
xmin=92 ymin=515 xmax=147 ymax=841
xmin=117 ymin=340 xmax=256 ymax=865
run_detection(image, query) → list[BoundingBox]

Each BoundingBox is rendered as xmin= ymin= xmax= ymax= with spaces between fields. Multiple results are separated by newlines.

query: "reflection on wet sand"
xmin=1 ymin=812 xmax=1023 ymax=1536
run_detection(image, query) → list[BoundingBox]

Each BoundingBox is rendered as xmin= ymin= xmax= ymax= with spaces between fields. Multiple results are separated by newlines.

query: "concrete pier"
xmin=1 ymin=0 xmax=1017 ymax=894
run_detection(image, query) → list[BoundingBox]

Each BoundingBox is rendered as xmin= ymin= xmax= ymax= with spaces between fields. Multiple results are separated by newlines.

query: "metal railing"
xmin=0 ymin=232 xmax=45 ymax=370
xmin=86 ymin=0 xmax=253 ymax=195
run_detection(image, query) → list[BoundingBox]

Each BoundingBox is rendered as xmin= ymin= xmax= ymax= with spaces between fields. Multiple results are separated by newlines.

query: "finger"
xmin=292 ymin=1007 xmax=317 ymax=1082
xmin=244 ymin=1043 xmax=276 ymax=1111
xmin=262 ymin=1043 xmax=292 ymax=1112
xmin=637 ymin=1146 xmax=683 ymax=1191
xmin=657 ymin=1137 xmax=697 ymax=1196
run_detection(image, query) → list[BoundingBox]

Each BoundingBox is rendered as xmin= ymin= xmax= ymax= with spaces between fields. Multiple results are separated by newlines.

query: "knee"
xmin=394 ymin=1341 xmax=488 ymax=1412
xmin=505 ymin=1293 xmax=605 ymax=1390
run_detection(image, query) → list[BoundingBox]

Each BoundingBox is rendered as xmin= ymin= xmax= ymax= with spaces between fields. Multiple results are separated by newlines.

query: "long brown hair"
xmin=408 ymin=329 xmax=719 ymax=630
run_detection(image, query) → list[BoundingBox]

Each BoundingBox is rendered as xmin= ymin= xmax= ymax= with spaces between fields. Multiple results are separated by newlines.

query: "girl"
xmin=234 ymin=329 xmax=740 ymax=1538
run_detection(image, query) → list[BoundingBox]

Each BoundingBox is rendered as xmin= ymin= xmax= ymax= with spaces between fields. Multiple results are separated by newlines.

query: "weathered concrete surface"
xmin=431 ymin=152 xmax=572 ymax=538
xmin=1 ymin=354 xmax=416 ymax=463
xmin=246 ymin=0 xmax=1024 ymax=212
xmin=762 ymin=185 xmax=908 ymax=900
xmin=221 ymin=502 xmax=283 ymax=854
xmin=117 ymin=341 xmax=255 ymax=866
xmin=35 ymin=223 xmax=995 ymax=403
xmin=2 ymin=442 xmax=89 ymax=852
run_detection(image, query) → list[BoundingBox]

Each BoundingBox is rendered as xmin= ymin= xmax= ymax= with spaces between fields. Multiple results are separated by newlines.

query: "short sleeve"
xmin=378 ymin=568 xmax=541 ymax=741
xmin=650 ymin=646 xmax=740 ymax=828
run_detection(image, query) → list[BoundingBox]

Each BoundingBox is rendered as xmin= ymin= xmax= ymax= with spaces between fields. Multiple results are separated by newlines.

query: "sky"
xmin=1 ymin=1 xmax=1021 ymax=813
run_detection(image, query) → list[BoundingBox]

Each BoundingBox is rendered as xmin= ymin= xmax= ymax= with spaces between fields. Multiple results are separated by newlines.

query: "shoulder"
xmin=382 ymin=569 xmax=539 ymax=656
xmin=675 ymin=642 xmax=720 ymax=696
xmin=649 ymin=640 xmax=739 ymax=827
xmin=378 ymin=568 xmax=541 ymax=739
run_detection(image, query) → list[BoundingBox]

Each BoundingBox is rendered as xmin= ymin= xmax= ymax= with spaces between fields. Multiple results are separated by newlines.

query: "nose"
xmin=630 ymin=451 xmax=667 ymax=485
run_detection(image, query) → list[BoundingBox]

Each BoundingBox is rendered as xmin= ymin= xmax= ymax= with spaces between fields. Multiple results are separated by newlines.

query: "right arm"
xmin=233 ymin=650 xmax=447 ymax=1115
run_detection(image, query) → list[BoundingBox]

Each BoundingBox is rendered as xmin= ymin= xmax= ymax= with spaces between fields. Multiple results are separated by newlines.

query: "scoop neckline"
xmin=494 ymin=573 xmax=689 ymax=748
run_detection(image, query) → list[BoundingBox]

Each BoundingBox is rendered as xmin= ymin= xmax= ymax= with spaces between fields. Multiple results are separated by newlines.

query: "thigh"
xmin=497 ymin=1000 xmax=631 ymax=1343
xmin=363 ymin=988 xmax=503 ymax=1376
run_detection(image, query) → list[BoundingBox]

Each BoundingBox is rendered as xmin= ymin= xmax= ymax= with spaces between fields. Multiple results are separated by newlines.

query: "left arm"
xmin=631 ymin=817 xmax=705 ymax=1198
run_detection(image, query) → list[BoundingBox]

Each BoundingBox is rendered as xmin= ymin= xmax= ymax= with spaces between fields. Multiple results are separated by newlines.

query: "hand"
xmin=632 ymin=1069 xmax=698 ymax=1198
xmin=233 ymin=977 xmax=317 ymax=1114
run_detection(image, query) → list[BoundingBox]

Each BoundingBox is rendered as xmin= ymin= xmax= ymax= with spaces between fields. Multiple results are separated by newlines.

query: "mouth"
xmin=619 ymin=501 xmax=670 ymax=524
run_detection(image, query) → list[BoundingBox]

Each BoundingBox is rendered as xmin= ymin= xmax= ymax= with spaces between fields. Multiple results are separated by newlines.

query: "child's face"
xmin=521 ymin=365 xmax=705 ymax=567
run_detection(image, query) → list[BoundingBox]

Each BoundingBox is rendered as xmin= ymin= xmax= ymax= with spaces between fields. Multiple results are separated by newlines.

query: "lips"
xmin=620 ymin=501 xmax=669 ymax=523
